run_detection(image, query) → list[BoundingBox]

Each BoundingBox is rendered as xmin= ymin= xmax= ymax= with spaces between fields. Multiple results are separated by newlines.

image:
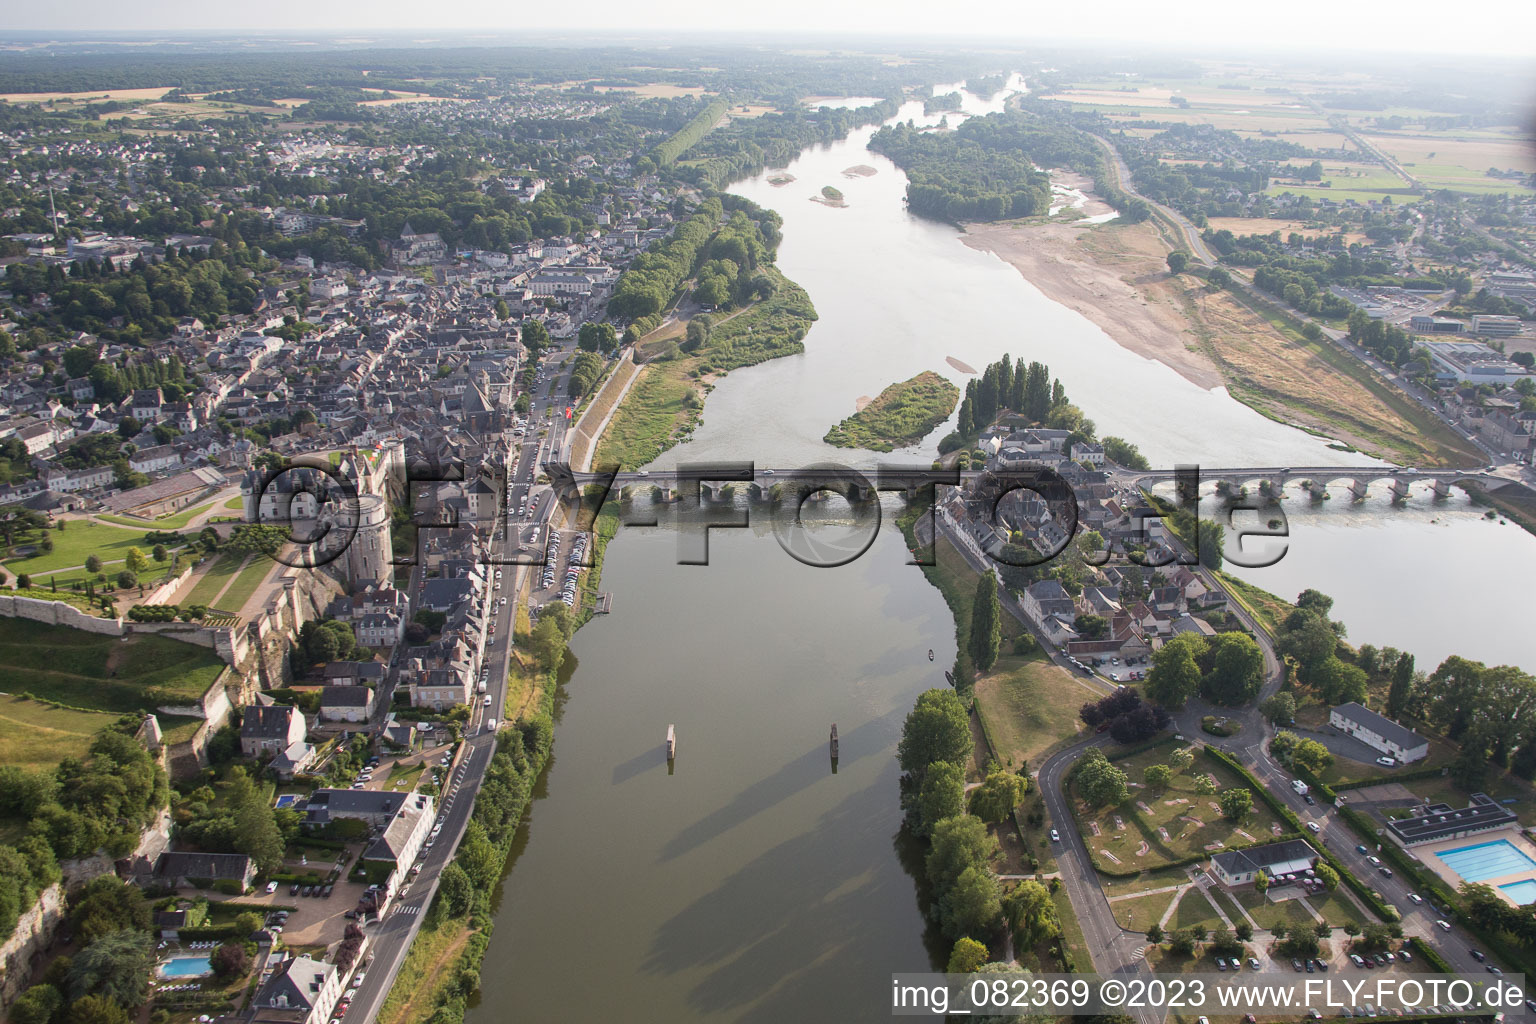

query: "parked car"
xmin=1437 ymin=920 xmax=1451 ymax=931
xmin=1050 ymin=829 xmax=1060 ymax=842
xmin=1307 ymin=821 xmax=1321 ymax=833
xmin=1375 ymin=756 xmax=1397 ymax=767
xmin=1248 ymin=958 xmax=1261 ymax=971
xmin=1292 ymin=959 xmax=1304 ymax=972
xmin=323 ymin=884 xmax=334 ymax=898
xmin=290 ymin=883 xmax=301 ymax=896
xmin=1406 ymin=893 xmax=1423 ymax=904
xmin=1314 ymin=959 xmax=1328 ymax=972
xmin=1470 ymin=949 xmax=1485 ymax=961
xmin=1356 ymin=844 xmax=1369 ymax=854
xmin=266 ymin=880 xmax=279 ymax=894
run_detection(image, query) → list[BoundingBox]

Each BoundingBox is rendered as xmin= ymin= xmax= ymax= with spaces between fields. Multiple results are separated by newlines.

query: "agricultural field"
xmin=1365 ymin=132 xmax=1536 ymax=195
xmin=0 ymin=618 xmax=225 ymax=715
xmin=1073 ymin=745 xmax=1285 ymax=873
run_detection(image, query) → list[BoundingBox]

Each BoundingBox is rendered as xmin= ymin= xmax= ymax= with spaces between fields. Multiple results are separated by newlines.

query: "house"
xmin=1385 ymin=793 xmax=1519 ymax=847
xmin=270 ymin=739 xmax=315 ymax=781
xmin=130 ymin=388 xmax=165 ymax=422
xmin=128 ymin=444 xmax=181 ymax=475
xmin=319 ymin=686 xmax=374 ymax=724
xmin=1328 ymin=702 xmax=1429 ymax=763
xmin=241 ymin=704 xmax=307 ymax=758
xmin=1021 ymin=580 xmax=1075 ymax=628
xmin=302 ymin=790 xmax=434 ymax=892
xmin=152 ymin=851 xmax=256 ymax=890
xmin=250 ymin=954 xmax=342 ymax=1024
xmin=1210 ymin=839 xmax=1318 ymax=887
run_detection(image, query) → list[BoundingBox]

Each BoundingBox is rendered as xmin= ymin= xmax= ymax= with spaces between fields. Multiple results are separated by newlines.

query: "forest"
xmin=867 ymin=111 xmax=1103 ymax=223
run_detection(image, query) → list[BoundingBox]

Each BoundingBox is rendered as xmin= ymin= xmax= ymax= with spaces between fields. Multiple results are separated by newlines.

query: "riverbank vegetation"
xmin=823 ymin=371 xmax=958 ymax=451
xmin=598 ymin=261 xmax=816 ymax=470
xmin=869 ymin=110 xmax=1145 ymax=224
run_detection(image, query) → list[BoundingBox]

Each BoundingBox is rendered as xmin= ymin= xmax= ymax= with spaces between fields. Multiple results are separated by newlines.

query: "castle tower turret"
xmin=347 ymin=493 xmax=393 ymax=589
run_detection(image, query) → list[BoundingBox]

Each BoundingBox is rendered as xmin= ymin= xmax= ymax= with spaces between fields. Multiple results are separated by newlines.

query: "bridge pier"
xmin=750 ymin=481 xmax=775 ymax=501
xmin=700 ymin=480 xmax=733 ymax=501
xmin=1389 ymin=477 xmax=1412 ymax=503
xmin=1432 ymin=478 xmax=1452 ymax=500
xmin=1350 ymin=478 xmax=1371 ymax=501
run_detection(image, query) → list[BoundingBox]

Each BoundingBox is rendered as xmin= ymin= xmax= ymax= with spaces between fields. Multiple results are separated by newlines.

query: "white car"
xmin=1307 ymin=821 xmax=1321 ymax=833
xmin=266 ymin=880 xmax=279 ymax=894
xmin=483 ymin=695 xmax=493 ymax=707
xmin=1375 ymin=756 xmax=1397 ymax=767
xmin=1407 ymin=893 xmax=1423 ymax=904
xmin=1050 ymin=829 xmax=1060 ymax=842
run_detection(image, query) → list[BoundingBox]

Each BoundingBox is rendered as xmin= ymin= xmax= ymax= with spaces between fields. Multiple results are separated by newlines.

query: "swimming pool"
xmin=158 ymin=956 xmax=212 ymax=978
xmin=1499 ymin=880 xmax=1536 ymax=906
xmin=1436 ymin=839 xmax=1536 ymax=882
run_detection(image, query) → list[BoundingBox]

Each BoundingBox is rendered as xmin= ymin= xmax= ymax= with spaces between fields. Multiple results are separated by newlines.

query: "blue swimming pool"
xmin=158 ymin=956 xmax=212 ymax=978
xmin=1499 ymin=880 xmax=1536 ymax=906
xmin=1436 ymin=839 xmax=1536 ymax=882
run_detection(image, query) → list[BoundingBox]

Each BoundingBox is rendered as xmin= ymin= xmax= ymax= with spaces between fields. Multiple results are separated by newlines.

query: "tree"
xmin=1203 ymin=633 xmax=1264 ymax=706
xmin=1316 ymin=863 xmax=1340 ymax=893
xmin=1168 ymin=748 xmax=1195 ymax=775
xmin=1290 ymin=737 xmax=1334 ymax=776
xmin=67 ymin=928 xmax=152 ymax=1006
xmin=1167 ymin=929 xmax=1197 ymax=956
xmin=8 ymin=985 xmax=62 ymax=1024
xmin=1234 ymin=920 xmax=1253 ymax=942
xmin=1312 ymin=656 xmax=1368 ymax=706
xmin=1167 ymin=251 xmax=1189 ymax=275
xmin=69 ymin=877 xmax=150 ymax=946
xmin=926 ymin=816 xmax=997 ymax=893
xmin=115 ymin=570 xmax=137 ymax=590
xmin=914 ymin=761 xmax=967 ymax=836
xmin=233 ymin=911 xmax=262 ymax=936
xmin=1219 ymin=788 xmax=1253 ymax=821
xmin=969 ymin=769 xmax=1026 ymax=824
xmin=1261 ymin=693 xmax=1296 ymax=724
xmin=939 ymin=864 xmax=1003 ymax=941
xmin=65 ymin=995 xmax=131 ymax=1024
xmin=1194 ymin=774 xmax=1217 ymax=796
xmin=1146 ymin=922 xmax=1164 ymax=945
xmin=1076 ymin=750 xmax=1129 ymax=808
xmin=1003 ymin=879 xmax=1058 ymax=948
xmin=1146 ymin=634 xmax=1205 ymax=709
xmin=123 ymin=547 xmax=148 ymax=575
xmin=969 ymin=572 xmax=1001 ymax=675
xmin=1387 ymin=652 xmax=1416 ymax=719
xmin=16 ymin=573 xmax=30 ymax=589
xmin=84 ymin=555 xmax=102 ymax=574
xmin=151 ymin=544 xmax=168 ymax=562
xmin=438 ymin=862 xmax=473 ymax=917
xmin=1207 ymin=267 xmax=1232 ymax=289
xmin=898 ymin=690 xmax=971 ymax=782
xmin=211 ymin=940 xmax=249 ymax=978
xmin=1253 ymin=870 xmax=1269 ymax=895
xmin=1143 ymin=764 xmax=1173 ymax=793
xmin=947 ymin=936 xmax=990 ymax=973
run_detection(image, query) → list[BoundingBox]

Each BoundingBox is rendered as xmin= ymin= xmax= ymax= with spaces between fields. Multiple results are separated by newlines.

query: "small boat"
xmin=944 ymin=670 xmax=955 ymax=686
xmin=829 ymin=723 xmax=839 ymax=760
xmin=666 ymin=724 xmax=676 ymax=760
xmin=928 ymin=649 xmax=934 ymax=661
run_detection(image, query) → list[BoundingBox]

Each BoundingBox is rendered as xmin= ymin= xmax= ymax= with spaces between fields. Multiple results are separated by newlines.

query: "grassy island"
xmin=823 ymin=371 xmax=959 ymax=452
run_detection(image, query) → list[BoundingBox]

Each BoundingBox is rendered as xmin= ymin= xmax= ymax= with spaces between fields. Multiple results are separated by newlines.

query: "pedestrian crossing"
xmin=394 ymin=903 xmax=421 ymax=917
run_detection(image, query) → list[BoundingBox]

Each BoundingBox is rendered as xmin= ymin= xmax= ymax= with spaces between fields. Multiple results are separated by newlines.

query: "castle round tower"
xmin=347 ymin=493 xmax=393 ymax=589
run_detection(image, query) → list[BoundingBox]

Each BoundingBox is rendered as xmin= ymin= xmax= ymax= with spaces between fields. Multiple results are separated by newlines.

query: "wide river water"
xmin=468 ymin=80 xmax=1536 ymax=1024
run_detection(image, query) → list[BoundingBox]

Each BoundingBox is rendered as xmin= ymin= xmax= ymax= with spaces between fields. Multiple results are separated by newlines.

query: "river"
xmin=469 ymin=77 xmax=1536 ymax=1024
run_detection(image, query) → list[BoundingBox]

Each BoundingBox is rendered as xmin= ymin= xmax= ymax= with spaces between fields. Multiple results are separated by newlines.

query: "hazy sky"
xmin=5 ymin=0 xmax=1536 ymax=58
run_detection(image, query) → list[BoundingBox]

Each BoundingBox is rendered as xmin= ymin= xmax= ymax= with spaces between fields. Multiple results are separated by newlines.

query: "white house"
xmin=1211 ymin=839 xmax=1318 ymax=887
xmin=1329 ymin=702 xmax=1429 ymax=763
xmin=250 ymin=955 xmax=342 ymax=1024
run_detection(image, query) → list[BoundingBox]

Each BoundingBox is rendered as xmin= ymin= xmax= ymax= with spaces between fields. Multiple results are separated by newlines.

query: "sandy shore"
xmin=961 ymin=219 xmax=1224 ymax=390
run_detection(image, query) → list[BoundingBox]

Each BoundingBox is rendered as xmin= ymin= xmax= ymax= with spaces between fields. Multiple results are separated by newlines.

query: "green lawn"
xmin=1307 ymin=887 xmax=1368 ymax=929
xmin=1111 ymin=886 xmax=1182 ymax=930
xmin=592 ymin=357 xmax=701 ymax=471
xmin=182 ymin=552 xmax=250 ymax=608
xmin=1235 ymin=889 xmax=1318 ymax=931
xmin=0 ymin=618 xmax=224 ymax=715
xmin=223 ymin=495 xmax=245 ymax=511
xmin=4 ymin=519 xmax=159 ymax=576
xmin=1170 ymin=889 xmax=1223 ymax=932
xmin=1073 ymin=746 xmax=1285 ymax=872
xmin=973 ymin=653 xmax=1092 ymax=771
xmin=1101 ymin=865 xmax=1195 ymax=899
xmin=218 ymin=556 xmax=277 ymax=614
xmin=0 ymin=694 xmax=117 ymax=771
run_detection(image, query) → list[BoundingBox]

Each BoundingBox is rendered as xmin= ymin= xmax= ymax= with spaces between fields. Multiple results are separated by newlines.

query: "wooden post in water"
xmin=829 ymin=723 xmax=839 ymax=773
xmin=666 ymin=724 xmax=676 ymax=762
